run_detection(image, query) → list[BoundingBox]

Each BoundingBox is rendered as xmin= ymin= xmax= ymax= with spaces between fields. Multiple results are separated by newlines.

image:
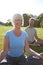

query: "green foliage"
xmin=23 ymin=13 xmax=33 ymax=26
xmin=23 ymin=14 xmax=29 ymax=26
xmin=23 ymin=13 xmax=43 ymax=27
xmin=37 ymin=13 xmax=43 ymax=27
xmin=40 ymin=19 xmax=43 ymax=28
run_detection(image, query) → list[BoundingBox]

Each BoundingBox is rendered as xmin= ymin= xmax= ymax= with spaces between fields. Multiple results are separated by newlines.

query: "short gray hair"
xmin=12 ymin=14 xmax=22 ymax=21
xmin=11 ymin=14 xmax=24 ymax=26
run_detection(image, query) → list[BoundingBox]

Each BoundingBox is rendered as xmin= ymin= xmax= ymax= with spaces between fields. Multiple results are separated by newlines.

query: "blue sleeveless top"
xmin=5 ymin=30 xmax=28 ymax=57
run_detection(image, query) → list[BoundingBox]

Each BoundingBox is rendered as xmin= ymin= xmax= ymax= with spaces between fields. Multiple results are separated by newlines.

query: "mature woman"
xmin=0 ymin=14 xmax=43 ymax=65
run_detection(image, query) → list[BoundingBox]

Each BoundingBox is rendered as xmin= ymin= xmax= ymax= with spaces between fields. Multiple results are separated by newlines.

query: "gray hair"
xmin=11 ymin=14 xmax=24 ymax=26
xmin=13 ymin=14 xmax=22 ymax=21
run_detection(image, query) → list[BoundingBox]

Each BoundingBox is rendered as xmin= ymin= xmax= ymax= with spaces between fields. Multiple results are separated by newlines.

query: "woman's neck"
xmin=13 ymin=27 xmax=22 ymax=36
xmin=15 ymin=27 xmax=21 ymax=31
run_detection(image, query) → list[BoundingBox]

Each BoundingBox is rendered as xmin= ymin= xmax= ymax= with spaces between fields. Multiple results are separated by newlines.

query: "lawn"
xmin=0 ymin=25 xmax=43 ymax=52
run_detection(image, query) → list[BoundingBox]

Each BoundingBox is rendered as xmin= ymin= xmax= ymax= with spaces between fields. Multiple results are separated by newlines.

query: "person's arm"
xmin=34 ymin=29 xmax=42 ymax=46
xmin=35 ymin=34 xmax=41 ymax=40
xmin=0 ymin=36 xmax=9 ymax=62
xmin=34 ymin=29 xmax=41 ymax=40
xmin=25 ymin=38 xmax=43 ymax=59
xmin=35 ymin=34 xmax=43 ymax=45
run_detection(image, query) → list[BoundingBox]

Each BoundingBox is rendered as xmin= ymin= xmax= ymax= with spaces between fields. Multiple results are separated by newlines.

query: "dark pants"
xmin=27 ymin=55 xmax=42 ymax=65
xmin=0 ymin=55 xmax=42 ymax=65
xmin=6 ymin=54 xmax=28 ymax=65
xmin=6 ymin=55 xmax=42 ymax=65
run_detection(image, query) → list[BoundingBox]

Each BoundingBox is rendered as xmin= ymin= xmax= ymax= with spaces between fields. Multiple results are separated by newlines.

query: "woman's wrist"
xmin=37 ymin=54 xmax=40 ymax=57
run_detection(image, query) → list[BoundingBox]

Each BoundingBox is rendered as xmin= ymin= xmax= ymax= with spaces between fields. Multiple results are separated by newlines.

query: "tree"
xmin=40 ymin=19 xmax=43 ymax=28
xmin=37 ymin=13 xmax=43 ymax=27
xmin=23 ymin=13 xmax=33 ymax=26
xmin=5 ymin=19 xmax=12 ymax=26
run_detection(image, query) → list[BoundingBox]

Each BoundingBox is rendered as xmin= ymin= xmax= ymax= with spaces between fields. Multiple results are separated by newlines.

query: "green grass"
xmin=36 ymin=28 xmax=43 ymax=38
xmin=0 ymin=25 xmax=43 ymax=51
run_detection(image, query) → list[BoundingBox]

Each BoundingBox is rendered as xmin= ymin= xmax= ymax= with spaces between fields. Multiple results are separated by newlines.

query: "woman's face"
xmin=13 ymin=17 xmax=22 ymax=28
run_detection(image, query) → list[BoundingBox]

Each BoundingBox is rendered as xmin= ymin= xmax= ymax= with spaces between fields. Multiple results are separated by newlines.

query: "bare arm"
xmin=34 ymin=29 xmax=40 ymax=40
xmin=35 ymin=35 xmax=40 ymax=40
xmin=25 ymin=38 xmax=40 ymax=57
xmin=0 ymin=36 xmax=9 ymax=62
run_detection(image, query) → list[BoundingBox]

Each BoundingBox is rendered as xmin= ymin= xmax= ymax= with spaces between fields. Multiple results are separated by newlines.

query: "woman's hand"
xmin=40 ymin=52 xmax=43 ymax=59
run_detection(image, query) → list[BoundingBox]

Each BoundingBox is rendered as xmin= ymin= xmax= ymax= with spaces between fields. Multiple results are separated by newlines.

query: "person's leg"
xmin=36 ymin=39 xmax=43 ymax=46
xmin=30 ymin=39 xmax=43 ymax=46
xmin=33 ymin=41 xmax=40 ymax=46
xmin=6 ymin=55 xmax=14 ymax=65
xmin=0 ymin=62 xmax=10 ymax=65
xmin=18 ymin=55 xmax=29 ymax=65
xmin=6 ymin=55 xmax=18 ymax=65
xmin=27 ymin=55 xmax=42 ymax=65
